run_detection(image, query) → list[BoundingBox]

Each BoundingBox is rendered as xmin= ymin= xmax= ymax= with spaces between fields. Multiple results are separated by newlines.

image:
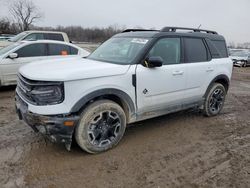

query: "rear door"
xmin=184 ymin=37 xmax=214 ymax=103
xmin=136 ymin=37 xmax=187 ymax=113
xmin=1 ymin=43 xmax=47 ymax=85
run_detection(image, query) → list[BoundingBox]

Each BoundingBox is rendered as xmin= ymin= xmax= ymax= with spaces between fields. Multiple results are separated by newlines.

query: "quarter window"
xmin=211 ymin=40 xmax=228 ymax=58
xmin=45 ymin=34 xmax=64 ymax=41
xmin=70 ymin=46 xmax=78 ymax=55
xmin=148 ymin=38 xmax=181 ymax=65
xmin=184 ymin=38 xmax=208 ymax=63
xmin=15 ymin=44 xmax=46 ymax=57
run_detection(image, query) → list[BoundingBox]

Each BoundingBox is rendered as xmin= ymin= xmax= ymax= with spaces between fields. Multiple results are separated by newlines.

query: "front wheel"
xmin=75 ymin=100 xmax=126 ymax=154
xmin=203 ymin=83 xmax=226 ymax=117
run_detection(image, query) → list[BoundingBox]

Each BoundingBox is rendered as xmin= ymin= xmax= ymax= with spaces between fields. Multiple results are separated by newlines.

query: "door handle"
xmin=206 ymin=67 xmax=214 ymax=72
xmin=172 ymin=71 xmax=184 ymax=76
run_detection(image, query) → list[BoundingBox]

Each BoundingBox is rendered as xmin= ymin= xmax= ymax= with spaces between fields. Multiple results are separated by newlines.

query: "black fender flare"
xmin=70 ymin=88 xmax=135 ymax=115
xmin=203 ymin=74 xmax=230 ymax=98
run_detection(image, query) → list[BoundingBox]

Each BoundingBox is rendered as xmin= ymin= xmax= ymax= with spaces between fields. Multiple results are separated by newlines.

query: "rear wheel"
xmin=203 ymin=83 xmax=226 ymax=117
xmin=75 ymin=100 xmax=126 ymax=154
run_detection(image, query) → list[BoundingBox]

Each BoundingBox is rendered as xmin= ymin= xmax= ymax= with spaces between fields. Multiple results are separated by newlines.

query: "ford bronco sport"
xmin=15 ymin=27 xmax=233 ymax=153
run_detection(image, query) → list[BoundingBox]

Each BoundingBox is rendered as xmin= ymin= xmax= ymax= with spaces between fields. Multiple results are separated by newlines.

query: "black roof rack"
xmin=122 ymin=29 xmax=159 ymax=33
xmin=161 ymin=27 xmax=218 ymax=34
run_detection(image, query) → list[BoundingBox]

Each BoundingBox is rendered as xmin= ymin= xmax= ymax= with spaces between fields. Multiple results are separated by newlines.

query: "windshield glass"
xmin=9 ymin=32 xmax=28 ymax=42
xmin=88 ymin=37 xmax=150 ymax=64
xmin=232 ymin=51 xmax=249 ymax=57
xmin=0 ymin=42 xmax=22 ymax=56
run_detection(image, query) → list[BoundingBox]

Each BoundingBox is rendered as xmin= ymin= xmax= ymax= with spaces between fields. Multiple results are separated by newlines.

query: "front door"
xmin=136 ymin=37 xmax=187 ymax=114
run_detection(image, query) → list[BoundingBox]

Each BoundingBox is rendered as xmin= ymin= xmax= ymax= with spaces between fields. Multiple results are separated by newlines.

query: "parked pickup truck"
xmin=0 ymin=30 xmax=69 ymax=48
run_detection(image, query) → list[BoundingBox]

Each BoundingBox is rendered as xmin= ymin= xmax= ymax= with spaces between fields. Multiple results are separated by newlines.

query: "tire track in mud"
xmin=0 ymin=68 xmax=250 ymax=188
xmin=0 ymin=87 xmax=45 ymax=187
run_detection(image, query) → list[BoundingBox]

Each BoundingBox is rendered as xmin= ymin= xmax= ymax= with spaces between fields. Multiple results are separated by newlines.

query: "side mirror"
xmin=8 ymin=53 xmax=18 ymax=59
xmin=143 ymin=56 xmax=163 ymax=68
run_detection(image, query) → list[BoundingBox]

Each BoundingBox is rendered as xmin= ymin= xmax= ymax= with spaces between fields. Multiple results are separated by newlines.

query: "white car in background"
xmin=0 ymin=40 xmax=90 ymax=86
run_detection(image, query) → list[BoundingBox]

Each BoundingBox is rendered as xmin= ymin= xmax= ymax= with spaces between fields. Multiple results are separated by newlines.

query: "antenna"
xmin=198 ymin=24 xmax=202 ymax=29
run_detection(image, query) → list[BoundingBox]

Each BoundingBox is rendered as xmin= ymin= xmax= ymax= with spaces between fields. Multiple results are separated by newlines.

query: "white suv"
xmin=15 ymin=27 xmax=233 ymax=153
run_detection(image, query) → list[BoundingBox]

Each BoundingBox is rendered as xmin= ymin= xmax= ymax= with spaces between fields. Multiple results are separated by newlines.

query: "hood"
xmin=0 ymin=41 xmax=13 ymax=48
xmin=230 ymin=56 xmax=248 ymax=61
xmin=19 ymin=58 xmax=130 ymax=81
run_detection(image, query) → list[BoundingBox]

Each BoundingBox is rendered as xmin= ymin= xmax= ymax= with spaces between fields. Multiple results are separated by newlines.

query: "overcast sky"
xmin=1 ymin=0 xmax=249 ymax=43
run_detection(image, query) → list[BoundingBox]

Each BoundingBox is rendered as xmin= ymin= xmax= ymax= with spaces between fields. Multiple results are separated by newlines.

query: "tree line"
xmin=0 ymin=19 xmax=123 ymax=42
xmin=0 ymin=0 xmax=124 ymax=42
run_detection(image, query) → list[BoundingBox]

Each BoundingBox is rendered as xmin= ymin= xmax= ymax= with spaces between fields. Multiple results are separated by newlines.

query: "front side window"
xmin=88 ymin=37 xmax=150 ymax=64
xmin=48 ymin=44 xmax=71 ymax=56
xmin=15 ymin=43 xmax=46 ymax=58
xmin=148 ymin=38 xmax=181 ymax=65
xmin=184 ymin=38 xmax=208 ymax=63
xmin=24 ymin=33 xmax=44 ymax=41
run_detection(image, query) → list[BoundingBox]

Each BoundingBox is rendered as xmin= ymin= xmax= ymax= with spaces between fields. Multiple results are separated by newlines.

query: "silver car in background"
xmin=230 ymin=50 xmax=250 ymax=67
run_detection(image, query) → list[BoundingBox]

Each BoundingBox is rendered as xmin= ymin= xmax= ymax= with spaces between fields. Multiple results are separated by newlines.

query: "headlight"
xmin=30 ymin=84 xmax=64 ymax=105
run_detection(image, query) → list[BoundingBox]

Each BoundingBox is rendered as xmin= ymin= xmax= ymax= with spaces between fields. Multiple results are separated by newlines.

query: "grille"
xmin=17 ymin=74 xmax=36 ymax=104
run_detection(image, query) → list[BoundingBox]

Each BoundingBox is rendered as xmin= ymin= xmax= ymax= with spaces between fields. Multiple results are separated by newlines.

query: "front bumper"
xmin=15 ymin=93 xmax=80 ymax=150
xmin=232 ymin=60 xmax=246 ymax=67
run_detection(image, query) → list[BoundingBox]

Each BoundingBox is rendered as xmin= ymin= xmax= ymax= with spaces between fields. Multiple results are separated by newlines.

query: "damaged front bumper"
xmin=15 ymin=94 xmax=80 ymax=151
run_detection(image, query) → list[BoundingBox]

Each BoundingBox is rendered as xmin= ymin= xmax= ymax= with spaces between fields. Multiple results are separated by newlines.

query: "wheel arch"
xmin=70 ymin=88 xmax=136 ymax=123
xmin=204 ymin=74 xmax=230 ymax=98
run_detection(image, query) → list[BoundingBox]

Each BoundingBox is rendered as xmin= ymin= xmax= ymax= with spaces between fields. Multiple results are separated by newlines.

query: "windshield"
xmin=0 ymin=42 xmax=22 ymax=56
xmin=9 ymin=32 xmax=28 ymax=42
xmin=232 ymin=51 xmax=249 ymax=57
xmin=88 ymin=37 xmax=150 ymax=64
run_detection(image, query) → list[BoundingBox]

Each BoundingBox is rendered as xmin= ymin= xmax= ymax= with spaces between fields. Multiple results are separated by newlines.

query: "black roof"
xmin=114 ymin=26 xmax=225 ymax=41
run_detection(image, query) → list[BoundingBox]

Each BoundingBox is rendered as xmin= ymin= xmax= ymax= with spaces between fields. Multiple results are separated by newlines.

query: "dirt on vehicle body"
xmin=0 ymin=68 xmax=250 ymax=188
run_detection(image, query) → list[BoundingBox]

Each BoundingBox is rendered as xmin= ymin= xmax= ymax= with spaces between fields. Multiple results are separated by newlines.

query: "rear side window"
xmin=48 ymin=44 xmax=73 ymax=56
xmin=45 ymin=33 xmax=64 ymax=41
xmin=148 ymin=38 xmax=181 ymax=65
xmin=184 ymin=38 xmax=208 ymax=63
xmin=15 ymin=44 xmax=46 ymax=57
xmin=211 ymin=40 xmax=228 ymax=58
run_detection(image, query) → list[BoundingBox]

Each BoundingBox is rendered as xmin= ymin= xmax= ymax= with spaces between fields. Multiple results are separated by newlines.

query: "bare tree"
xmin=9 ymin=0 xmax=43 ymax=31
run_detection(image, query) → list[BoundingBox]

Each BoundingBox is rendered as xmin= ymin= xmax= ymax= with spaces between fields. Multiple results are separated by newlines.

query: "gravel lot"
xmin=0 ymin=68 xmax=250 ymax=188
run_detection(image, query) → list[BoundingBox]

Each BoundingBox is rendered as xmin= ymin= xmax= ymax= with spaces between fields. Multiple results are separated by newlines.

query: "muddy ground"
xmin=0 ymin=68 xmax=249 ymax=188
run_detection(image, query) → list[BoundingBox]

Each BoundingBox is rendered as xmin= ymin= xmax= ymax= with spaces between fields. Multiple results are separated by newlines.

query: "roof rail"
xmin=122 ymin=29 xmax=159 ymax=33
xmin=161 ymin=27 xmax=218 ymax=34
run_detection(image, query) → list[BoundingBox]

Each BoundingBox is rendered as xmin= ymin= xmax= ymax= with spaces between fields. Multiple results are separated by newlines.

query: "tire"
xmin=75 ymin=100 xmax=126 ymax=154
xmin=203 ymin=83 xmax=226 ymax=117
